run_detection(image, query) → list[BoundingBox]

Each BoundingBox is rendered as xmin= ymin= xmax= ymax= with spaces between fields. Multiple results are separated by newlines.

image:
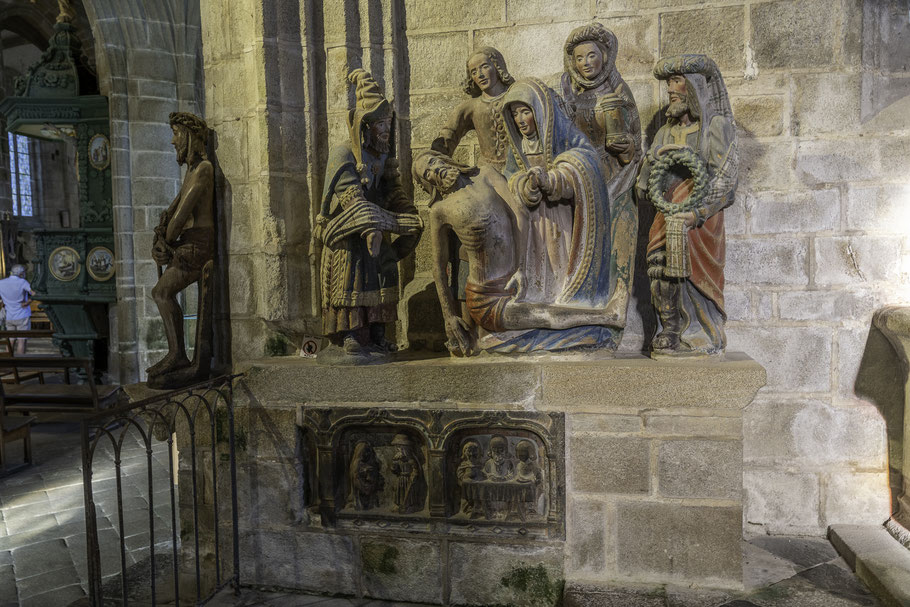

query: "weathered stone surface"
xmin=732 ymin=95 xmax=785 ymax=137
xmin=571 ymin=435 xmax=650 ymax=494
xmin=813 ymin=236 xmax=902 ymax=286
xmin=361 ymin=538 xmax=442 ymax=604
xmin=793 ymin=73 xmax=862 ymax=136
xmin=567 ymin=499 xmax=607 ymax=574
xmin=829 ymin=524 xmax=910 ymax=607
xmin=747 ymin=189 xmax=840 ymax=235
xmin=823 ymin=472 xmax=891 ymax=526
xmin=409 ymin=91 xmax=470 ymax=147
xmin=240 ymin=355 xmax=766 ymax=410
xmin=796 ymin=139 xmax=881 ymax=185
xmin=660 ymin=7 xmax=744 ymax=73
xmin=726 ymin=327 xmax=830 ymax=392
xmin=739 ymin=140 xmax=794 ymax=190
xmin=448 ymin=542 xmax=564 ymax=606
xmin=240 ymin=530 xmax=356 ymax=594
xmin=616 ymin=501 xmax=743 ymax=584
xmin=845 ymin=184 xmax=910 ymax=233
xmin=507 ymin=0 xmax=591 ymax=22
xmin=643 ymin=414 xmax=741 ymax=438
xmin=744 ymin=399 xmax=886 ymax=469
xmin=539 ymin=354 xmax=766 ymax=410
xmin=658 ymin=439 xmax=742 ymax=500
xmin=407 ymin=32 xmax=470 ymax=92
xmin=572 ymin=413 xmax=641 ymax=434
xmin=751 ymin=0 xmax=842 ymax=68
xmin=777 ymin=289 xmax=875 ymax=322
xmin=405 ymin=0 xmax=504 ymax=31
xmin=743 ymin=470 xmax=820 ymax=533
xmin=726 ymin=237 xmax=808 ymax=286
xmin=474 ymin=21 xmax=585 ymax=80
xmin=597 ymin=15 xmax=658 ymax=79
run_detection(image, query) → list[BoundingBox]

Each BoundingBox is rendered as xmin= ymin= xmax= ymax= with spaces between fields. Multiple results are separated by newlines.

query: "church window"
xmin=8 ymin=133 xmax=34 ymax=217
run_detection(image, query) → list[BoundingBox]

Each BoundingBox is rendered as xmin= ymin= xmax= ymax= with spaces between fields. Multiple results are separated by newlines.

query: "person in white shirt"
xmin=0 ymin=264 xmax=36 ymax=354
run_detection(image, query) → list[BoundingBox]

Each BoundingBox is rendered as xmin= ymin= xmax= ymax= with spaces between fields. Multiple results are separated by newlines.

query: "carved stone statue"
xmin=147 ymin=112 xmax=215 ymax=390
xmin=413 ymin=150 xmax=622 ymax=356
xmin=431 ymin=47 xmax=515 ymax=171
xmin=347 ymin=441 xmax=383 ymax=510
xmin=483 ymin=434 xmax=515 ymax=481
xmin=514 ymin=439 xmax=543 ymax=517
xmin=561 ymin=23 xmax=642 ymax=327
xmin=390 ymin=433 xmax=424 ymax=514
xmin=636 ymin=54 xmax=738 ymax=356
xmin=315 ymin=69 xmax=423 ymax=357
xmin=495 ymin=78 xmax=622 ymax=352
xmin=456 ymin=439 xmax=484 ymax=516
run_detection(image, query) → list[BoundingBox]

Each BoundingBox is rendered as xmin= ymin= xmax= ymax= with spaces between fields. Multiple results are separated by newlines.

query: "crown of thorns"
xmin=169 ymin=112 xmax=208 ymax=136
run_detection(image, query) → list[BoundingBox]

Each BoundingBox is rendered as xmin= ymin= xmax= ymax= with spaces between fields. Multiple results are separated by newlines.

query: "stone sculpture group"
xmin=147 ymin=22 xmax=741 ymax=384
xmin=319 ymin=23 xmax=739 ymax=359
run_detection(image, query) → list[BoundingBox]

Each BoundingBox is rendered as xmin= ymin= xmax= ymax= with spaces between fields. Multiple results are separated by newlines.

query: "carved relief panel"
xmin=298 ymin=407 xmax=565 ymax=539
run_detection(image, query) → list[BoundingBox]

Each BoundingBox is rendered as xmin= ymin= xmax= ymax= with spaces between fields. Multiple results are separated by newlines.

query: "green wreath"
xmin=647 ymin=147 xmax=709 ymax=215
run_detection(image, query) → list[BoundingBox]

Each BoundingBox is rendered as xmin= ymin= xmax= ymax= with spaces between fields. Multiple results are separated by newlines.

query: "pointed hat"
xmin=347 ymin=69 xmax=392 ymax=168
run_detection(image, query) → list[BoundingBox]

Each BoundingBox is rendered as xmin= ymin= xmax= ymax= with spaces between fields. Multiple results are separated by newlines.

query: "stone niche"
xmin=298 ymin=407 xmax=565 ymax=539
xmin=231 ymin=354 xmax=765 ymax=605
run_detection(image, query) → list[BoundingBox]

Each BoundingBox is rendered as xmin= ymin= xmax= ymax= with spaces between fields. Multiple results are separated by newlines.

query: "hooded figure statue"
xmin=475 ymin=77 xmax=620 ymax=353
xmin=636 ymin=54 xmax=739 ymax=356
xmin=560 ymin=23 xmax=642 ymax=328
xmin=315 ymin=69 xmax=423 ymax=355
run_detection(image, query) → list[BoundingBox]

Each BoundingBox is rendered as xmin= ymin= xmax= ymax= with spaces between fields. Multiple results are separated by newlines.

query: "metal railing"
xmin=80 ymin=375 xmax=241 ymax=606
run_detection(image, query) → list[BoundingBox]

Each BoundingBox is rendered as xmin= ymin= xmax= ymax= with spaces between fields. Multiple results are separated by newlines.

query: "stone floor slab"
xmin=830 ymin=524 xmax=910 ymax=607
xmin=16 ymin=564 xmax=81 ymax=599
xmin=19 ymin=583 xmax=86 ymax=607
xmin=12 ymin=538 xmax=74 ymax=578
xmin=749 ymin=535 xmax=839 ymax=569
xmin=742 ymin=540 xmax=800 ymax=590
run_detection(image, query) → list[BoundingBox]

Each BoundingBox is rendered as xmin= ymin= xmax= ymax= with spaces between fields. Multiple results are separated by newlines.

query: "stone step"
xmin=829 ymin=524 xmax=910 ymax=607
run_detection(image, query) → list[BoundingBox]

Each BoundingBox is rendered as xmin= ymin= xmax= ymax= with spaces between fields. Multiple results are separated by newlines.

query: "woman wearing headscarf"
xmin=483 ymin=78 xmax=619 ymax=352
xmin=560 ymin=23 xmax=642 ymax=327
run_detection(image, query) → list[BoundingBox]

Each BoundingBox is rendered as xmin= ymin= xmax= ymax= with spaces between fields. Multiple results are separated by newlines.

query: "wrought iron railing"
xmin=80 ymin=375 xmax=241 ymax=606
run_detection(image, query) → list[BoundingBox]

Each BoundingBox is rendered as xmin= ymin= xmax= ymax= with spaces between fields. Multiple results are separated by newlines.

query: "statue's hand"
xmin=444 ymin=315 xmax=474 ymax=356
xmin=521 ymin=168 xmax=546 ymax=207
xmin=505 ymin=269 xmax=526 ymax=301
xmin=671 ymin=211 xmax=698 ymax=228
xmin=152 ymin=240 xmax=173 ymax=266
xmin=364 ymin=229 xmax=382 ymax=258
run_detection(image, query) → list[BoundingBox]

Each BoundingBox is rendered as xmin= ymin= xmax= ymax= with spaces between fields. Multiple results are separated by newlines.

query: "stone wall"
xmin=196 ymin=0 xmax=910 ymax=537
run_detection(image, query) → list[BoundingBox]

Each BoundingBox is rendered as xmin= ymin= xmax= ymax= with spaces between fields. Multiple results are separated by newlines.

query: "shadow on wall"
xmin=855 ymin=324 xmax=906 ymax=513
xmin=210 ymin=129 xmax=233 ymax=375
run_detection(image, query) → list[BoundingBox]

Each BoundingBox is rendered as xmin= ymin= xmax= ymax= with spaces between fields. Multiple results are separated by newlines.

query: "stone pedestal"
xmin=230 ymin=353 xmax=765 ymax=605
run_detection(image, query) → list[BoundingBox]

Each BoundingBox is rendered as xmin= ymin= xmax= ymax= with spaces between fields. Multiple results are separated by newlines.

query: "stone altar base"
xmin=229 ymin=353 xmax=765 ymax=606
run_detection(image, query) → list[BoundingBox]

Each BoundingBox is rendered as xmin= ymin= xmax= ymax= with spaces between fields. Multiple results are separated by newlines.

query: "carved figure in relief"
xmin=514 ymin=439 xmax=543 ymax=517
xmin=414 ymin=151 xmax=621 ymax=355
xmin=482 ymin=434 xmax=515 ymax=481
xmin=148 ymin=112 xmax=215 ymax=389
xmin=561 ymin=23 xmax=642 ymax=328
xmin=390 ymin=433 xmax=424 ymax=514
xmin=348 ymin=441 xmax=383 ymax=511
xmin=432 ymin=47 xmax=515 ymax=171
xmin=456 ymin=439 xmax=484 ymax=516
xmin=315 ymin=69 xmax=423 ymax=356
xmin=636 ymin=55 xmax=738 ymax=356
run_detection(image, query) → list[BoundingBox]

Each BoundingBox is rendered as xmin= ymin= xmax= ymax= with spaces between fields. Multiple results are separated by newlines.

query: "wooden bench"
xmin=0 ymin=330 xmax=57 ymax=384
xmin=0 ymin=404 xmax=35 ymax=476
xmin=0 ymin=357 xmax=121 ymax=414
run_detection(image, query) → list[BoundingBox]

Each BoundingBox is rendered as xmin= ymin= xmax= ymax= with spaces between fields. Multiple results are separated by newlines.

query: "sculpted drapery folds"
xmin=561 ymin=23 xmax=642 ymax=326
xmin=316 ymin=69 xmax=423 ymax=355
xmin=431 ymin=47 xmax=515 ymax=171
xmin=637 ymin=54 xmax=739 ymax=355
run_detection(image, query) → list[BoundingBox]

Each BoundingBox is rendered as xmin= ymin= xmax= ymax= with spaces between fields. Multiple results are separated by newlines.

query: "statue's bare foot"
xmin=147 ymin=351 xmax=191 ymax=377
xmin=651 ymin=331 xmax=681 ymax=352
